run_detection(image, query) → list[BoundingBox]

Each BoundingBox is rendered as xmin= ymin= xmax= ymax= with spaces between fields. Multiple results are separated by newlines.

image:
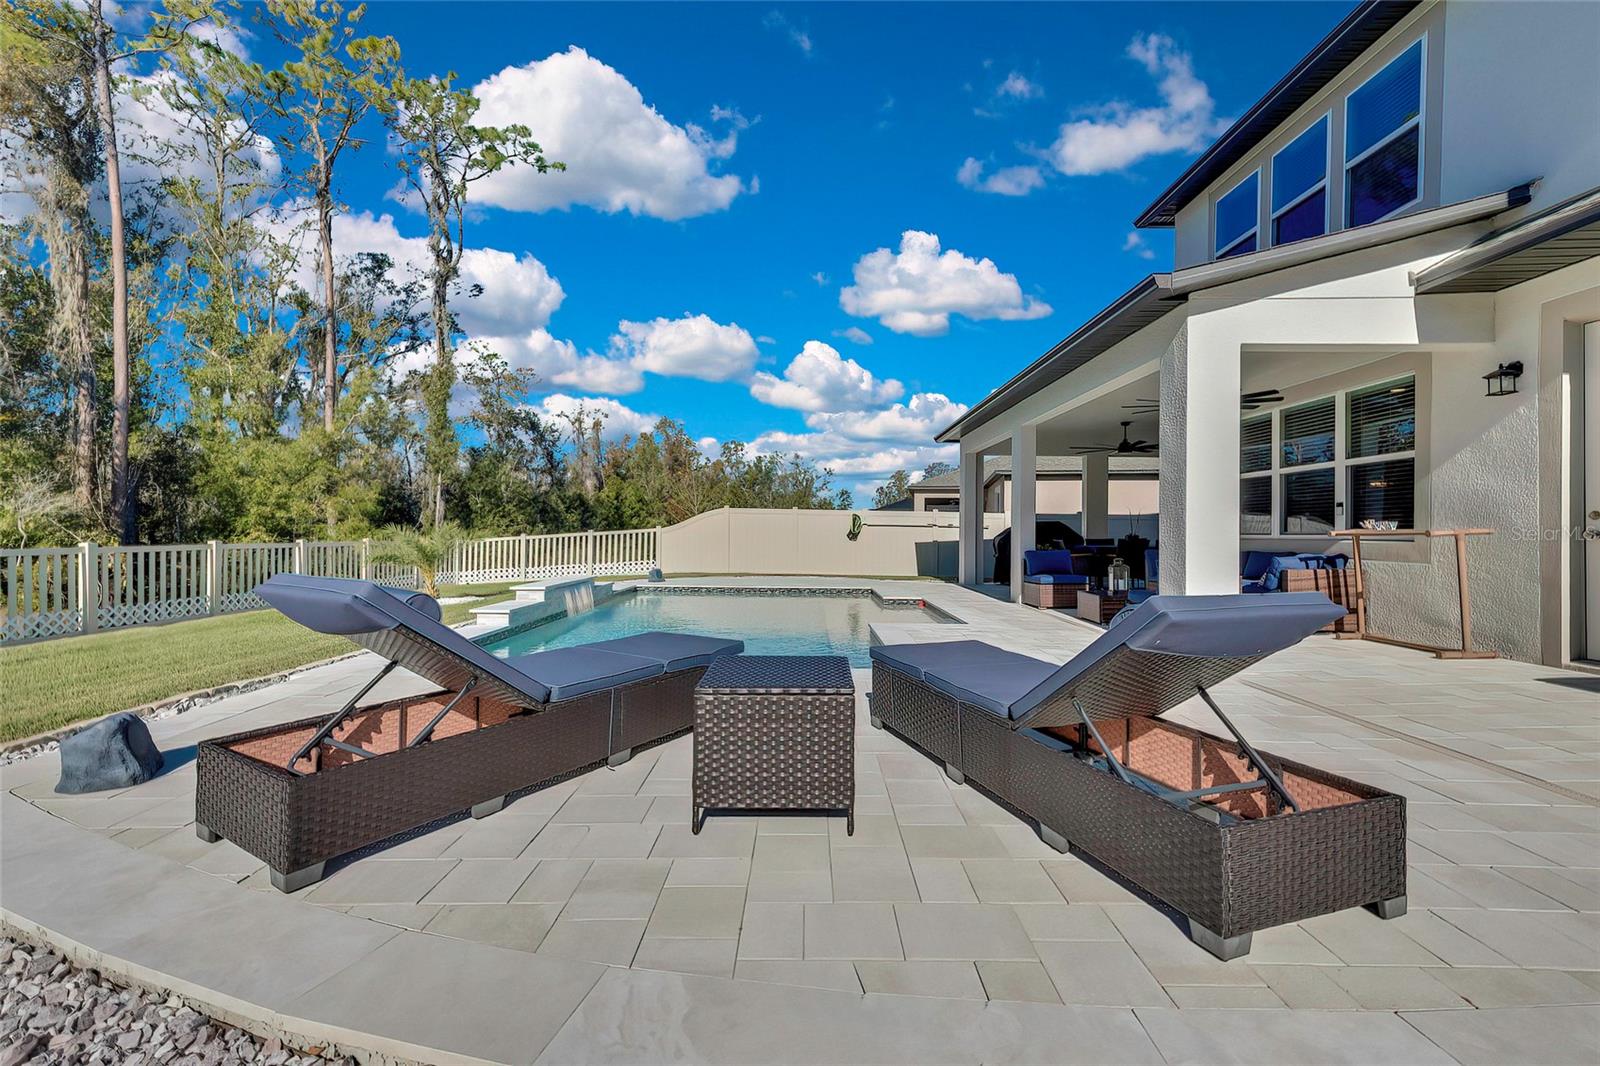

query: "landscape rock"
xmin=55 ymin=713 xmax=165 ymax=793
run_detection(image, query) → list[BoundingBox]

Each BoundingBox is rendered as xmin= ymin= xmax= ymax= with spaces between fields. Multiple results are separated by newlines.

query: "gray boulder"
xmin=55 ymin=713 xmax=164 ymax=794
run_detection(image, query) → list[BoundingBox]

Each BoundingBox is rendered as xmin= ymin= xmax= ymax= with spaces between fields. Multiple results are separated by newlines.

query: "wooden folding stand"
xmin=1333 ymin=528 xmax=1497 ymax=660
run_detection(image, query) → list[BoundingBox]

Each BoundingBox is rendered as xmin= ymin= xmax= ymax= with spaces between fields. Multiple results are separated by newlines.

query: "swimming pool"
xmin=483 ymin=589 xmax=956 ymax=666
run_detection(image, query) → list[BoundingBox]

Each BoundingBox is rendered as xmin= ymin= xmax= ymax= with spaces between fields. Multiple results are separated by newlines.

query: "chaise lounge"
xmin=195 ymin=574 xmax=741 ymax=891
xmin=869 ymin=593 xmax=1406 ymax=959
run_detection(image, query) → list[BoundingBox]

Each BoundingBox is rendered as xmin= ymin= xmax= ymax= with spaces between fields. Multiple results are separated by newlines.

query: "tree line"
xmin=0 ymin=0 xmax=848 ymax=550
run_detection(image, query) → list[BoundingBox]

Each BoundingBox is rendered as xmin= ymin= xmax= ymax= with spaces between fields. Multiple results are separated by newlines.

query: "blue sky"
xmin=216 ymin=2 xmax=1348 ymax=499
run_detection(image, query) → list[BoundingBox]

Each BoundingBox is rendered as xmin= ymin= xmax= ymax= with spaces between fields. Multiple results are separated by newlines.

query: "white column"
xmin=1157 ymin=320 xmax=1242 ymax=594
xmin=957 ymin=449 xmax=986 ymax=585
xmin=1082 ymin=452 xmax=1110 ymax=540
xmin=1009 ymin=425 xmax=1038 ymax=602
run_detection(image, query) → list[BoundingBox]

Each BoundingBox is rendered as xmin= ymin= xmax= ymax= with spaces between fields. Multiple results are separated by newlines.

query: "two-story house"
xmin=936 ymin=0 xmax=1600 ymax=666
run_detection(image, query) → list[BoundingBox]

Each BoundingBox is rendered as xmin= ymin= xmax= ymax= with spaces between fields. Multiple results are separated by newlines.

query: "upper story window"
xmin=1344 ymin=39 xmax=1424 ymax=227
xmin=1215 ymin=171 xmax=1260 ymax=259
xmin=1271 ymin=116 xmax=1328 ymax=245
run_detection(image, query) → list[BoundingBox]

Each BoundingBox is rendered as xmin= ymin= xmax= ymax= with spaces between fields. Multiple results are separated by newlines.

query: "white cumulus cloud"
xmin=839 ymin=230 xmax=1051 ymax=336
xmin=533 ymin=393 xmax=660 ymax=442
xmin=750 ymin=429 xmax=956 ymax=479
xmin=997 ymin=72 xmax=1043 ymax=100
xmin=833 ymin=326 xmax=873 ymax=346
xmin=471 ymin=47 xmax=747 ymax=220
xmin=749 ymin=340 xmax=903 ymax=412
xmin=611 ymin=313 xmax=759 ymax=382
xmin=956 ymin=157 xmax=1046 ymax=197
xmin=804 ymin=392 xmax=968 ymax=443
xmin=1123 ymin=231 xmax=1157 ymax=261
xmin=1048 ymin=33 xmax=1223 ymax=175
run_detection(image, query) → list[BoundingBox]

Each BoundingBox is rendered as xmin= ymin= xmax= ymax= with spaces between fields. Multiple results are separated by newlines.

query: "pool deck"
xmin=3 ymin=577 xmax=1598 ymax=1063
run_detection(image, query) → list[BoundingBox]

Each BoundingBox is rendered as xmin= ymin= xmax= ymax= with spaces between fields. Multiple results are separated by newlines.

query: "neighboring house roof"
xmin=909 ymin=456 xmax=1160 ymax=493
xmin=1412 ymin=185 xmax=1600 ymax=293
xmin=1133 ymin=0 xmax=1422 ymax=229
xmin=937 ymin=183 xmax=1532 ymax=443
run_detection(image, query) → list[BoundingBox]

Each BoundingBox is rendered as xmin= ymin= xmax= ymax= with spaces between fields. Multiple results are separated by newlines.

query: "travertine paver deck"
xmin=2 ymin=577 xmax=1598 ymax=1063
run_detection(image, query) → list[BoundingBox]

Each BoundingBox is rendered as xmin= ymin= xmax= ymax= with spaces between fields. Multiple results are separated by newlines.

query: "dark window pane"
xmin=1216 ymin=172 xmax=1258 ymax=254
xmin=1240 ymin=415 xmax=1272 ymax=473
xmin=1346 ymin=41 xmax=1422 ymax=161
xmin=1218 ymin=233 xmax=1256 ymax=259
xmin=1272 ymin=117 xmax=1328 ymax=212
xmin=1281 ymin=397 xmax=1335 ymax=467
xmin=1273 ymin=188 xmax=1327 ymax=244
xmin=1241 ymin=477 xmax=1272 ymax=535
xmin=1282 ymin=468 xmax=1335 ymax=534
xmin=1349 ymin=377 xmax=1416 ymax=457
xmin=1349 ymin=458 xmax=1414 ymax=529
xmin=1347 ymin=125 xmax=1419 ymax=226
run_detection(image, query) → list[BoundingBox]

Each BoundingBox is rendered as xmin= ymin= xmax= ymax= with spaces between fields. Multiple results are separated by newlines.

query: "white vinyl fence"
xmin=1 ymin=529 xmax=658 ymax=645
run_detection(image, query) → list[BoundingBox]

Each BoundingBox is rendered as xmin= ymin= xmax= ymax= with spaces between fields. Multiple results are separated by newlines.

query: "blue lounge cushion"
xmin=920 ymin=649 xmax=1060 ymax=719
xmin=1144 ymin=548 xmax=1159 ymax=584
xmin=578 ymin=632 xmax=743 ymax=672
xmin=507 ymin=646 xmax=663 ymax=701
xmin=1241 ymin=581 xmax=1270 ymax=594
xmin=1008 ymin=593 xmax=1346 ymax=724
xmin=871 ymin=640 xmax=1008 ymax=682
xmin=1240 ymin=550 xmax=1283 ymax=580
xmin=1262 ymin=554 xmax=1310 ymax=591
xmin=257 ymin=573 xmax=554 ymax=705
xmin=1022 ymin=549 xmax=1077 ymax=577
xmin=1025 ymin=573 xmax=1090 ymax=586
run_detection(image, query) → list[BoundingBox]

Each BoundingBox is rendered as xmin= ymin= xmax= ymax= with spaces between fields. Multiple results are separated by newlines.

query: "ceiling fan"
xmin=1121 ymin=387 xmax=1284 ymax=416
xmin=1069 ymin=421 xmax=1156 ymax=455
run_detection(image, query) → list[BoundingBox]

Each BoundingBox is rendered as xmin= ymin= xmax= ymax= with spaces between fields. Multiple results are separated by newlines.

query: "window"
xmin=1271 ymin=116 xmax=1328 ymax=245
xmin=1240 ymin=372 xmax=1419 ymax=538
xmin=1280 ymin=397 xmax=1335 ymax=467
xmin=1215 ymin=171 xmax=1259 ymax=259
xmin=1282 ymin=469 xmax=1336 ymax=534
xmin=1240 ymin=415 xmax=1272 ymax=534
xmin=1345 ymin=40 xmax=1423 ymax=226
xmin=1347 ymin=377 xmax=1416 ymax=527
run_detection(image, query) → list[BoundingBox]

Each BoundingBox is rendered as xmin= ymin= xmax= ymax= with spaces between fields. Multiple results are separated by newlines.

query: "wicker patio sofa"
xmin=195 ymin=574 xmax=741 ymax=891
xmin=868 ymin=593 xmax=1406 ymax=960
xmin=1020 ymin=549 xmax=1090 ymax=609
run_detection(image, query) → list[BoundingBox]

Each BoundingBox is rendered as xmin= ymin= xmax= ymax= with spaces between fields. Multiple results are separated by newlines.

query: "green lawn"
xmin=0 ymin=582 xmax=519 ymax=744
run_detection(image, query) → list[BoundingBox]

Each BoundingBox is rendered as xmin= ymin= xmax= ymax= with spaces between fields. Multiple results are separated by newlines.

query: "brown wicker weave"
xmin=870 ymin=661 xmax=1406 ymax=959
xmin=692 ymin=655 xmax=855 ymax=834
xmin=1021 ymin=581 xmax=1082 ymax=609
xmin=196 ymin=667 xmax=702 ymax=891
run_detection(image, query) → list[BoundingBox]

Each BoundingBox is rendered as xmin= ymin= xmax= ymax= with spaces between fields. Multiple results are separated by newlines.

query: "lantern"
xmin=1108 ymin=557 xmax=1132 ymax=595
xmin=1482 ymin=360 xmax=1523 ymax=397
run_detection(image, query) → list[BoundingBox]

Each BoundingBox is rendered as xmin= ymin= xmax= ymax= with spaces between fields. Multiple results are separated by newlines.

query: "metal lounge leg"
xmin=470 ymin=795 xmax=507 ymax=819
xmin=270 ymin=862 xmax=326 ymax=894
xmin=1189 ymin=922 xmax=1252 ymax=961
xmin=1368 ymin=895 xmax=1407 ymax=919
xmin=1038 ymin=824 xmax=1070 ymax=854
xmin=607 ymin=748 xmax=634 ymax=768
xmin=869 ymin=714 xmax=883 ymax=730
xmin=944 ymin=761 xmax=965 ymax=785
xmin=195 ymin=824 xmax=220 ymax=844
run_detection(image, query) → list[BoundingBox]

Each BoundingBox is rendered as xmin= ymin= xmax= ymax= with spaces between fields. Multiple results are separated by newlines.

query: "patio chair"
xmin=195 ymin=574 xmax=741 ymax=891
xmin=1020 ymin=549 xmax=1090 ymax=609
xmin=869 ymin=593 xmax=1406 ymax=959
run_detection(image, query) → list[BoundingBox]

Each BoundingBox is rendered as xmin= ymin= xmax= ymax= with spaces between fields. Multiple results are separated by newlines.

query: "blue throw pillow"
xmin=1241 ymin=550 xmax=1280 ymax=580
xmin=1263 ymin=554 xmax=1309 ymax=591
xmin=1023 ymin=549 xmax=1076 ymax=577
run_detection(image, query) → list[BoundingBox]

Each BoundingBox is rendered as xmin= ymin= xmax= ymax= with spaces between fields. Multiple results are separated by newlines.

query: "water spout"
xmin=557 ymin=578 xmax=597 ymax=616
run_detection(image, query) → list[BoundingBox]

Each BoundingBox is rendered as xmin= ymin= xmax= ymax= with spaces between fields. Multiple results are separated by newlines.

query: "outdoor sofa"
xmin=868 ymin=593 xmax=1406 ymax=960
xmin=1020 ymin=549 xmax=1091 ymax=609
xmin=195 ymin=574 xmax=741 ymax=891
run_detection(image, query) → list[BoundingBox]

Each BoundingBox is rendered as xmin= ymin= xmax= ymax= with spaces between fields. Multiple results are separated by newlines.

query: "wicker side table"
xmin=693 ymin=655 xmax=855 ymax=834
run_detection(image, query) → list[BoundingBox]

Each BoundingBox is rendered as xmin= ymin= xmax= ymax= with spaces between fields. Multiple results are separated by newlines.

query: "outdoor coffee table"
xmin=692 ymin=654 xmax=855 ymax=834
xmin=1076 ymin=590 xmax=1129 ymax=624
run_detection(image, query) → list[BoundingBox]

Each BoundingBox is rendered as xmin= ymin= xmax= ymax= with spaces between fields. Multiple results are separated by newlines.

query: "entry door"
xmin=1587 ymin=322 xmax=1600 ymax=660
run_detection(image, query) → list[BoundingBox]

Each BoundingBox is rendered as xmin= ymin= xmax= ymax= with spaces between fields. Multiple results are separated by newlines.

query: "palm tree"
xmin=370 ymin=522 xmax=467 ymax=597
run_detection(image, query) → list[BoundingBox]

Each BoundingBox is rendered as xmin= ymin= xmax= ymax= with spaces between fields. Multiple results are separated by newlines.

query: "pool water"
xmin=483 ymin=590 xmax=955 ymax=666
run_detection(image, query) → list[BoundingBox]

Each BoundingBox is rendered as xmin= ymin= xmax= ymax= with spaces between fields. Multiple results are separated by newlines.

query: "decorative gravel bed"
xmin=0 ymin=934 xmax=352 ymax=1066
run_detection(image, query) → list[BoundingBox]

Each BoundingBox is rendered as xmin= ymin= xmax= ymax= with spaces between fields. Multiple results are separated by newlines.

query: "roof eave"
xmin=934 ymin=274 xmax=1176 ymax=444
xmin=1133 ymin=1 xmax=1421 ymax=229
xmin=1412 ymin=183 xmax=1600 ymax=294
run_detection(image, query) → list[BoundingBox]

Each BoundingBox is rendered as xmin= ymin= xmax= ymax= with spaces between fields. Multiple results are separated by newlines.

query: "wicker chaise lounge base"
xmin=869 ymin=594 xmax=1406 ymax=960
xmin=198 ymin=670 xmax=701 ymax=892
xmin=194 ymin=575 xmax=741 ymax=892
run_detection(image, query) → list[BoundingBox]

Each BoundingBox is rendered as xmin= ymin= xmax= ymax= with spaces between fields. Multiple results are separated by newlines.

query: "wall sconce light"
xmin=1482 ymin=360 xmax=1523 ymax=397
